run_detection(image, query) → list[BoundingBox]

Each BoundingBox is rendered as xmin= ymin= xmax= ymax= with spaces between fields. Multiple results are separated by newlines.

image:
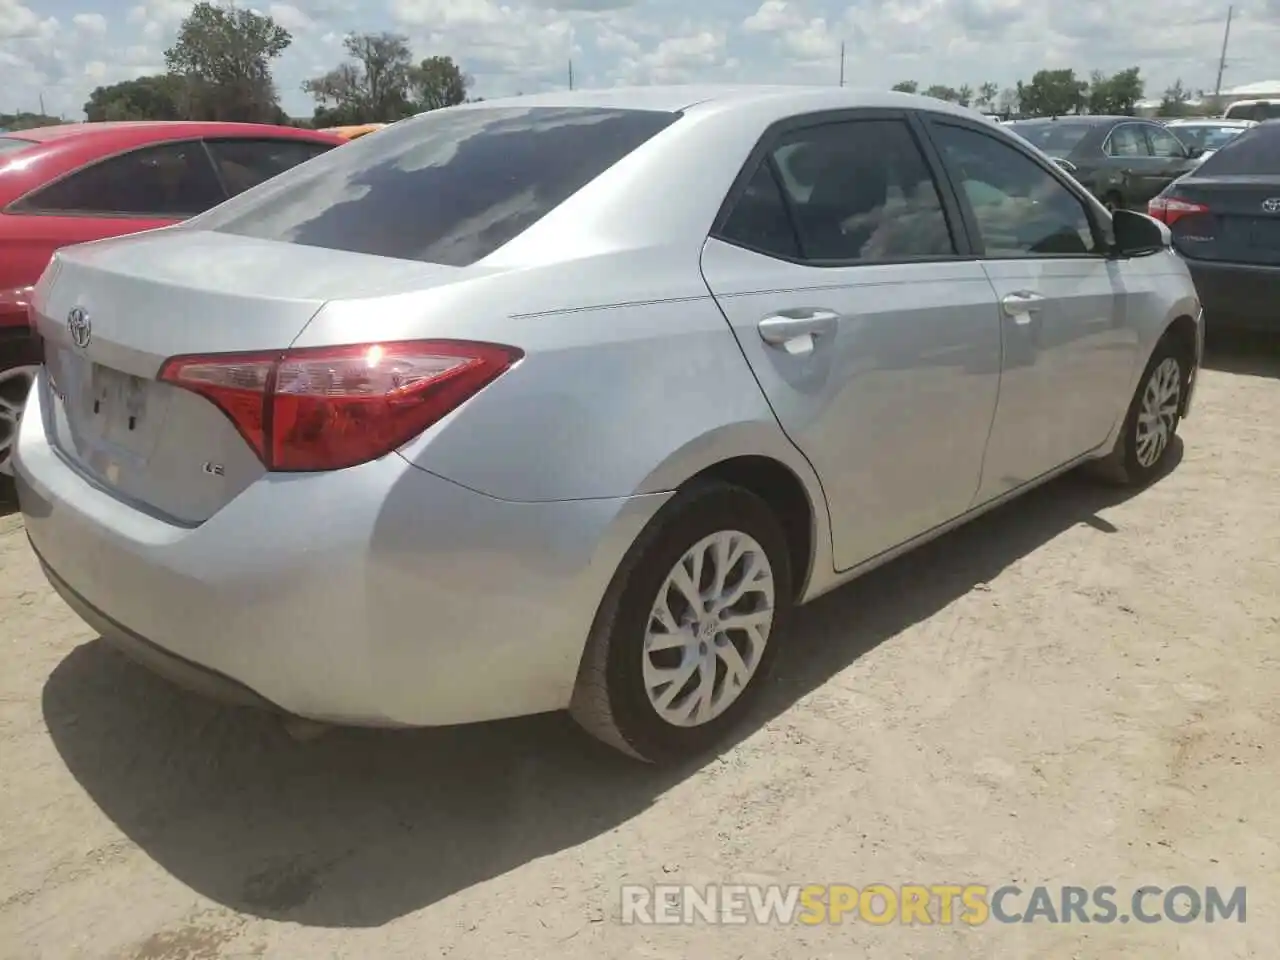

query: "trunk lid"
xmin=32 ymin=227 xmax=475 ymax=523
xmin=1167 ymin=174 xmax=1280 ymax=266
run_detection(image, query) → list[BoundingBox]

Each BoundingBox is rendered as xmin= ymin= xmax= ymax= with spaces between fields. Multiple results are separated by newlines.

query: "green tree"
xmin=303 ymin=32 xmax=417 ymax=125
xmin=922 ymin=84 xmax=962 ymax=103
xmin=164 ymin=1 xmax=292 ymax=123
xmin=976 ymin=81 xmax=999 ymax=111
xmin=956 ymin=84 xmax=974 ymax=107
xmin=891 ymin=80 xmax=919 ymax=94
xmin=0 ymin=111 xmax=62 ymax=130
xmin=84 ymin=75 xmax=183 ymax=122
xmin=410 ymin=55 xmax=470 ymax=111
xmin=1087 ymin=67 xmax=1144 ymax=116
xmin=1016 ymin=69 xmax=1087 ymax=117
xmin=1157 ymin=79 xmax=1193 ymax=118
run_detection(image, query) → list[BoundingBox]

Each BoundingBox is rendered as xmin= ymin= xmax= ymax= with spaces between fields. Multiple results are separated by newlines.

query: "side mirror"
xmin=1186 ymin=145 xmax=1205 ymax=159
xmin=1112 ymin=209 xmax=1170 ymax=257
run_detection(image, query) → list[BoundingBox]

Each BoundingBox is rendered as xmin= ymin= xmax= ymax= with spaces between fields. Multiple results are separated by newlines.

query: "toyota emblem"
xmin=67 ymin=306 xmax=91 ymax=348
xmin=1262 ymin=198 xmax=1280 ymax=213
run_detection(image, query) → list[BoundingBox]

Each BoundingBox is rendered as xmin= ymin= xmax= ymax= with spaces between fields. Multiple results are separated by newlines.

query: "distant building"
xmin=1135 ymin=79 xmax=1280 ymax=117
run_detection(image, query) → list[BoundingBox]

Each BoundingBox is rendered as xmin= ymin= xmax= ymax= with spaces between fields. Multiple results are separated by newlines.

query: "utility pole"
xmin=568 ymin=59 xmax=574 ymax=91
xmin=38 ymin=92 xmax=45 ymax=116
xmin=839 ymin=41 xmax=845 ymax=87
xmin=1214 ymin=4 xmax=1233 ymax=98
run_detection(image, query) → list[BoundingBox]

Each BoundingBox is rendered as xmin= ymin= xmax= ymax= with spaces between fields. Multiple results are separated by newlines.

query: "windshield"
xmin=1224 ymin=101 xmax=1280 ymax=121
xmin=1004 ymin=121 xmax=1094 ymax=157
xmin=1193 ymin=123 xmax=1280 ymax=175
xmin=0 ymin=136 xmax=35 ymax=156
xmin=1172 ymin=124 xmax=1251 ymax=151
xmin=198 ymin=105 xmax=681 ymax=267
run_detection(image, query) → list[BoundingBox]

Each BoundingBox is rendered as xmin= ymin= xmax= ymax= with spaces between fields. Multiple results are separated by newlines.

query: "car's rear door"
xmin=919 ymin=114 xmax=1140 ymax=500
xmin=1144 ymin=123 xmax=1199 ymax=190
xmin=201 ymin=137 xmax=336 ymax=198
xmin=3 ymin=139 xmax=227 ymax=289
xmin=699 ymin=110 xmax=1003 ymax=572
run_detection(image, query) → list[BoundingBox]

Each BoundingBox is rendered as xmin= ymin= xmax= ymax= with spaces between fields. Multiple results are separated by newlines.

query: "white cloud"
xmin=72 ymin=13 xmax=109 ymax=35
xmin=3 ymin=0 xmax=1280 ymax=121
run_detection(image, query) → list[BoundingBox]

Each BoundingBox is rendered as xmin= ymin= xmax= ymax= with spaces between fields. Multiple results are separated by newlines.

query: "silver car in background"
xmin=14 ymin=86 xmax=1202 ymax=763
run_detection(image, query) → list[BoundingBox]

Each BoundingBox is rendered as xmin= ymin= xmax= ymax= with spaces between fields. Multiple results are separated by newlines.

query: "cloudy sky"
xmin=3 ymin=0 xmax=1279 ymax=119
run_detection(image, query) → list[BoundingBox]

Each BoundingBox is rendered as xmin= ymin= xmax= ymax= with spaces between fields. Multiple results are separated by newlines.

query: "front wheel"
xmin=570 ymin=481 xmax=793 ymax=763
xmin=1092 ymin=340 xmax=1185 ymax=486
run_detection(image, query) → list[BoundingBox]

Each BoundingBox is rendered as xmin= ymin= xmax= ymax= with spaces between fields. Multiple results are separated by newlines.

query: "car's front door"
xmin=1143 ymin=123 xmax=1199 ymax=189
xmin=920 ymin=116 xmax=1140 ymax=502
xmin=700 ymin=112 xmax=1003 ymax=572
xmin=1103 ymin=122 xmax=1164 ymax=205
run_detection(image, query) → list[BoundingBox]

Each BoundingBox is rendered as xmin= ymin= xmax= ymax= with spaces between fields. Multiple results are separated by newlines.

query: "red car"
xmin=0 ymin=120 xmax=344 ymax=477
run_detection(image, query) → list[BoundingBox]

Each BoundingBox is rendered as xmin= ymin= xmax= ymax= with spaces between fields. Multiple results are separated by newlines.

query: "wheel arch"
xmin=630 ymin=421 xmax=833 ymax=603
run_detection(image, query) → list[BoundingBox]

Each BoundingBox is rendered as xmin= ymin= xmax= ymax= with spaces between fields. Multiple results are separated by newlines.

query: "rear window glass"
xmin=0 ymin=136 xmax=35 ymax=156
xmin=1170 ymin=124 xmax=1250 ymax=151
xmin=1194 ymin=123 xmax=1280 ymax=175
xmin=1224 ymin=102 xmax=1280 ymax=121
xmin=1005 ymin=121 xmax=1094 ymax=156
xmin=199 ymin=106 xmax=681 ymax=267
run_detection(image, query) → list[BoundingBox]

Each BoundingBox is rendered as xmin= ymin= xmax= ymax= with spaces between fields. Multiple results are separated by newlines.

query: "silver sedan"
xmin=14 ymin=85 xmax=1202 ymax=762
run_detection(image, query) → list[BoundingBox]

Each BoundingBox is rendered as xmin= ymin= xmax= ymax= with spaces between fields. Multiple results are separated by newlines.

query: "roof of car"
xmin=448 ymin=84 xmax=989 ymax=123
xmin=1005 ymin=115 xmax=1131 ymax=125
xmin=5 ymin=121 xmax=342 ymax=145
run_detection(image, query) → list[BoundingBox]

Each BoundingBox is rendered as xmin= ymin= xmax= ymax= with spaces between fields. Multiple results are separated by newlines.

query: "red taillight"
xmin=1147 ymin=195 xmax=1210 ymax=226
xmin=158 ymin=340 xmax=522 ymax=472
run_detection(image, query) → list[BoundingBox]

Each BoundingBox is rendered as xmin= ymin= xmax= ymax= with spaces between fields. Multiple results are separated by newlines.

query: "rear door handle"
xmin=1000 ymin=291 xmax=1045 ymax=325
xmin=758 ymin=309 xmax=840 ymax=355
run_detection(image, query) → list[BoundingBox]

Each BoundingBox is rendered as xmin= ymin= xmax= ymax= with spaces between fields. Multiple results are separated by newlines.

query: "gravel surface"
xmin=1 ymin=343 xmax=1277 ymax=959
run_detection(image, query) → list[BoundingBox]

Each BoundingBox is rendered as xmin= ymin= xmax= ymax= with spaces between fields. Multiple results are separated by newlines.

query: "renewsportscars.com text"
xmin=620 ymin=883 xmax=1247 ymax=925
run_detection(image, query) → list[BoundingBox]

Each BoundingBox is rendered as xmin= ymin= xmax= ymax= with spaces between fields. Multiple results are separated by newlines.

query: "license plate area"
xmin=50 ymin=347 xmax=166 ymax=459
xmin=1248 ymin=219 xmax=1280 ymax=249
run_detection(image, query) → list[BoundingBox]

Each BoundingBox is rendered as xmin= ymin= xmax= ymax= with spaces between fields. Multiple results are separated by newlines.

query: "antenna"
xmin=1214 ymin=4 xmax=1233 ymax=99
xmin=839 ymin=41 xmax=845 ymax=87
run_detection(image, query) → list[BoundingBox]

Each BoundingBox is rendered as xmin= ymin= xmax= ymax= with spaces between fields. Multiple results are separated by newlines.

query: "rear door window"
xmin=719 ymin=118 xmax=957 ymax=263
xmin=15 ymin=140 xmax=226 ymax=217
xmin=203 ymin=138 xmax=335 ymax=197
xmin=198 ymin=106 xmax=681 ymax=267
xmin=1194 ymin=124 xmax=1280 ymax=175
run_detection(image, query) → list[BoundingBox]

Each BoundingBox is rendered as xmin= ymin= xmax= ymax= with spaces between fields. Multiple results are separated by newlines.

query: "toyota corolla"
xmin=14 ymin=86 xmax=1201 ymax=762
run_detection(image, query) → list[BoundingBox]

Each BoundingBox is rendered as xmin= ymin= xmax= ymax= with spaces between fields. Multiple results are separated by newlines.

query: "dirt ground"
xmin=1 ymin=341 xmax=1277 ymax=960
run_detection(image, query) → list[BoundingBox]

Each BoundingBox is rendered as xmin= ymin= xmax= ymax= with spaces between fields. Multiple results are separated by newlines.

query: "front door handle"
xmin=1000 ymin=291 xmax=1045 ymax=325
xmin=758 ymin=309 xmax=840 ymax=355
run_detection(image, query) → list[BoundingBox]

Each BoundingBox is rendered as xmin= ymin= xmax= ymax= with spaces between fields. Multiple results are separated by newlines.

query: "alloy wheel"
xmin=641 ymin=529 xmax=776 ymax=728
xmin=0 ymin=364 xmax=38 ymax=477
xmin=1135 ymin=357 xmax=1181 ymax=468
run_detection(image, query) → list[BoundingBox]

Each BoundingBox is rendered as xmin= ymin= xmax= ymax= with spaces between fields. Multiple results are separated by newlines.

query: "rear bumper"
xmin=14 ymin=371 xmax=668 ymax=726
xmin=1184 ymin=258 xmax=1280 ymax=331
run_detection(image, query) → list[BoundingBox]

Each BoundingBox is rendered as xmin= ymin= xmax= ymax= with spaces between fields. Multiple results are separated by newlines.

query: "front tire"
xmin=570 ymin=481 xmax=793 ymax=763
xmin=1093 ymin=339 xmax=1185 ymax=486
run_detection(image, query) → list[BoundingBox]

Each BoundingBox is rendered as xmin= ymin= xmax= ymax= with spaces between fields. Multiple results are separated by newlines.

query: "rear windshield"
xmin=1194 ymin=123 xmax=1280 ymax=175
xmin=0 ymin=136 xmax=35 ymax=156
xmin=1005 ymin=121 xmax=1094 ymax=156
xmin=1170 ymin=124 xmax=1250 ymax=151
xmin=199 ymin=105 xmax=681 ymax=266
xmin=1224 ymin=101 xmax=1280 ymax=121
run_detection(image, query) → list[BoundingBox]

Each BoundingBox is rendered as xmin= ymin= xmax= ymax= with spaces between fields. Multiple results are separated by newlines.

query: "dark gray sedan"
xmin=1006 ymin=116 xmax=1203 ymax=211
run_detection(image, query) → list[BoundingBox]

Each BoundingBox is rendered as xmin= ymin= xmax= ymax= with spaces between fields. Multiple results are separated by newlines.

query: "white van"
xmin=1223 ymin=99 xmax=1280 ymax=121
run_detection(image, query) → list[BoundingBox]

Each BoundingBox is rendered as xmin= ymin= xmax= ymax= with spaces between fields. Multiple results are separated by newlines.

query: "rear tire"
xmin=1091 ymin=338 xmax=1185 ymax=486
xmin=570 ymin=481 xmax=793 ymax=763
